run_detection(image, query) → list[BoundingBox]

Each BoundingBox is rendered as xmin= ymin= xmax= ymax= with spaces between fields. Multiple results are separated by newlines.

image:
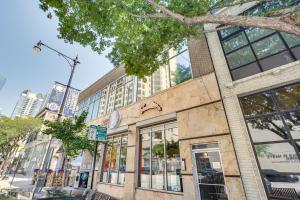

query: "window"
xmin=137 ymin=43 xmax=192 ymax=100
xmin=77 ymin=43 xmax=192 ymax=118
xmin=218 ymin=0 xmax=300 ymax=81
xmin=139 ymin=122 xmax=182 ymax=192
xmin=240 ymin=82 xmax=300 ymax=200
xmin=101 ymin=135 xmax=128 ymax=184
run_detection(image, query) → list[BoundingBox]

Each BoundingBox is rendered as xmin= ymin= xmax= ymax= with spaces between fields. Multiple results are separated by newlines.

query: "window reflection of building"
xmin=139 ymin=122 xmax=182 ymax=192
xmin=101 ymin=135 xmax=128 ymax=185
xmin=218 ymin=0 xmax=300 ymax=81
xmin=78 ymin=44 xmax=192 ymax=122
xmin=240 ymin=82 xmax=300 ymax=200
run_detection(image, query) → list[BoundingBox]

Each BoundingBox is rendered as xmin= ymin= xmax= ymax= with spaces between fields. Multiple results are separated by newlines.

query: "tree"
xmin=0 ymin=116 xmax=41 ymax=172
xmin=42 ymin=111 xmax=95 ymax=158
xmin=39 ymin=0 xmax=300 ymax=78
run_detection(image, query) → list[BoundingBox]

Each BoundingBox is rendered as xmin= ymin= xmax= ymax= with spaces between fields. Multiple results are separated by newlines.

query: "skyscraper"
xmin=0 ymin=75 xmax=6 ymax=91
xmin=11 ymin=90 xmax=44 ymax=119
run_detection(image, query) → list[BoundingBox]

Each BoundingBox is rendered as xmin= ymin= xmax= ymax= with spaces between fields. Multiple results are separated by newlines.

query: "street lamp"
xmin=32 ymin=40 xmax=80 ymax=119
xmin=31 ymin=41 xmax=80 ymax=197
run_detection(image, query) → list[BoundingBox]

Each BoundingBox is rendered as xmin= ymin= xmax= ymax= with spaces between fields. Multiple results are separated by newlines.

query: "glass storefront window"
xmin=165 ymin=126 xmax=181 ymax=192
xmin=246 ymin=115 xmax=288 ymax=142
xmin=140 ymin=129 xmax=151 ymax=188
xmin=101 ymin=135 xmax=128 ymax=185
xmin=240 ymin=82 xmax=300 ymax=200
xmin=151 ymin=126 xmax=165 ymax=190
xmin=119 ymin=136 xmax=128 ymax=184
xmin=275 ymin=83 xmax=300 ymax=110
xmin=139 ymin=122 xmax=182 ymax=192
xmin=240 ymin=92 xmax=275 ymax=117
xmin=283 ymin=112 xmax=300 ymax=140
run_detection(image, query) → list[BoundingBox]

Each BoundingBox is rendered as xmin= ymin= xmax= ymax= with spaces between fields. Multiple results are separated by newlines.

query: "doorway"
xmin=192 ymin=143 xmax=228 ymax=200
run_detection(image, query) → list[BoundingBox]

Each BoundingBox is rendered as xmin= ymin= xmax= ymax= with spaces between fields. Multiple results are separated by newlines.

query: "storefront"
xmin=78 ymin=38 xmax=245 ymax=199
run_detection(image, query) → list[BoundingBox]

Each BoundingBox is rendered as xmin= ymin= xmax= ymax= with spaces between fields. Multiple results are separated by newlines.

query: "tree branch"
xmin=267 ymin=5 xmax=300 ymax=17
xmin=143 ymin=0 xmax=300 ymax=36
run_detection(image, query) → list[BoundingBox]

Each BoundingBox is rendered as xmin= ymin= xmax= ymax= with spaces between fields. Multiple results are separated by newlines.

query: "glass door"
xmin=192 ymin=144 xmax=228 ymax=200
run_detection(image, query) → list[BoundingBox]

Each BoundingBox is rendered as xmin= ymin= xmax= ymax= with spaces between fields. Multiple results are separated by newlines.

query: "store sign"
xmin=88 ymin=125 xmax=107 ymax=141
xmin=108 ymin=111 xmax=121 ymax=130
xmin=140 ymin=101 xmax=162 ymax=114
xmin=78 ymin=172 xmax=89 ymax=188
xmin=47 ymin=82 xmax=80 ymax=117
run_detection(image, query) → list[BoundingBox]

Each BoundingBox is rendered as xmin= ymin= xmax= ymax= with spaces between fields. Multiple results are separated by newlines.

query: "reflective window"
xmin=98 ymin=87 xmax=108 ymax=117
xmin=222 ymin=32 xmax=248 ymax=53
xmin=275 ymin=84 xmax=300 ymax=110
xmin=218 ymin=0 xmax=300 ymax=81
xmin=245 ymin=28 xmax=275 ymax=42
xmin=101 ymin=135 xmax=128 ymax=185
xmin=77 ymin=43 xmax=192 ymax=119
xmin=140 ymin=129 xmax=151 ymax=188
xmin=240 ymin=92 xmax=275 ymax=117
xmin=226 ymin=46 xmax=256 ymax=69
xmin=252 ymin=34 xmax=286 ymax=59
xmin=139 ymin=122 xmax=182 ymax=192
xmin=246 ymin=115 xmax=288 ymax=143
xmin=170 ymin=50 xmax=192 ymax=86
xmin=165 ymin=126 xmax=181 ymax=192
xmin=240 ymin=82 xmax=300 ymax=200
xmin=151 ymin=126 xmax=165 ymax=190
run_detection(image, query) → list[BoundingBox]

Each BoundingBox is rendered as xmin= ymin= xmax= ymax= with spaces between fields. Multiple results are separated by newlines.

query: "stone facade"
xmin=86 ymin=72 xmax=245 ymax=200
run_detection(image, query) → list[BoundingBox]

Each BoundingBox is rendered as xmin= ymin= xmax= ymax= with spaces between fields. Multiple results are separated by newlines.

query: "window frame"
xmin=217 ymin=0 xmax=300 ymax=81
xmin=100 ymin=134 xmax=128 ymax=185
xmin=239 ymin=82 xmax=300 ymax=200
xmin=138 ymin=121 xmax=183 ymax=193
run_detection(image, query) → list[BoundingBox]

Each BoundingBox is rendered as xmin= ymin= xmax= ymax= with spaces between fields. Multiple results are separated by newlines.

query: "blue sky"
xmin=0 ymin=0 xmax=113 ymax=116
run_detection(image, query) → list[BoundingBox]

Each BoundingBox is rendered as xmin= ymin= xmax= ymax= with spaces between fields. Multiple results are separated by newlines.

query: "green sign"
xmin=88 ymin=125 xmax=107 ymax=141
xmin=96 ymin=126 xmax=107 ymax=141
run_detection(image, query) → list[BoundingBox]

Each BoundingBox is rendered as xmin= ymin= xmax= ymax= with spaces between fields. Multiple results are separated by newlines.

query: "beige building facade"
xmin=77 ymin=37 xmax=245 ymax=200
xmin=77 ymin=2 xmax=300 ymax=200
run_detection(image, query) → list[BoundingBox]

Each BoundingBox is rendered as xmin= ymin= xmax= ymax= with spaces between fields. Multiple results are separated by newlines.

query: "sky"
xmin=0 ymin=1 xmax=113 ymax=117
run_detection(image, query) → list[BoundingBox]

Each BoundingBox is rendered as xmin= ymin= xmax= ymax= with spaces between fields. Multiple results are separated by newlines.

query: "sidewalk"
xmin=0 ymin=174 xmax=33 ymax=191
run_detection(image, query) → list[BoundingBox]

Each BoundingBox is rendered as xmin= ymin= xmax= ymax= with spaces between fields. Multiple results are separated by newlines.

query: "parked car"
xmin=263 ymin=169 xmax=299 ymax=183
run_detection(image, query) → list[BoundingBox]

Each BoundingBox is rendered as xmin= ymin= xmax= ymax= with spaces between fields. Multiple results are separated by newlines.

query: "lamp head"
xmin=33 ymin=41 xmax=42 ymax=54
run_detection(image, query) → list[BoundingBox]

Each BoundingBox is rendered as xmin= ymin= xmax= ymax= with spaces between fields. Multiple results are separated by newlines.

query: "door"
xmin=192 ymin=144 xmax=228 ymax=200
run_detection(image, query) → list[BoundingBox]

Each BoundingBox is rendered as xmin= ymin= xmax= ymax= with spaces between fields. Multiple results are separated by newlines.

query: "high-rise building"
xmin=11 ymin=90 xmax=44 ymax=119
xmin=0 ymin=75 xmax=6 ymax=91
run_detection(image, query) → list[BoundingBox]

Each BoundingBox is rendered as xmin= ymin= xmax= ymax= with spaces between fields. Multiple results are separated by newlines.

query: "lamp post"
xmin=33 ymin=41 xmax=80 ymax=119
xmin=31 ymin=41 xmax=80 ymax=198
